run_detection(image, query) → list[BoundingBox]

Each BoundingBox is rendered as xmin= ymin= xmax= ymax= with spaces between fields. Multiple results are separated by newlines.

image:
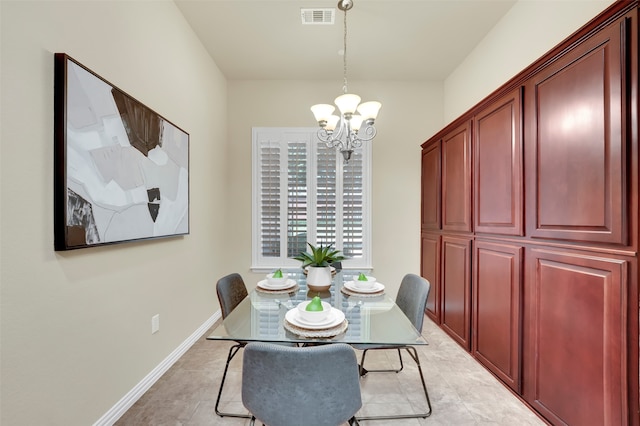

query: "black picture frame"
xmin=54 ymin=53 xmax=190 ymax=251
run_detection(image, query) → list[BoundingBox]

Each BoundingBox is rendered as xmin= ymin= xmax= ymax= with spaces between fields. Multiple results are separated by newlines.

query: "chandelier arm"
xmin=355 ymin=125 xmax=377 ymax=142
xmin=350 ymin=138 xmax=363 ymax=149
xmin=316 ymin=128 xmax=345 ymax=150
xmin=316 ymin=117 xmax=346 ymax=141
xmin=334 ymin=120 xmax=347 ymax=140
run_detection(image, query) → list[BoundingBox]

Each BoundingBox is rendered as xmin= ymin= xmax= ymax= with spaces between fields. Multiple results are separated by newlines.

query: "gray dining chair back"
xmin=242 ymin=342 xmax=362 ymax=426
xmin=352 ymin=273 xmax=432 ymax=420
xmin=217 ymin=272 xmax=248 ymax=319
xmin=395 ymin=273 xmax=430 ymax=333
xmin=214 ymin=273 xmax=251 ymax=419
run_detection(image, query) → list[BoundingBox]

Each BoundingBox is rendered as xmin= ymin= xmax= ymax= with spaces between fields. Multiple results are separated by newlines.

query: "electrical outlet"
xmin=151 ymin=314 xmax=160 ymax=334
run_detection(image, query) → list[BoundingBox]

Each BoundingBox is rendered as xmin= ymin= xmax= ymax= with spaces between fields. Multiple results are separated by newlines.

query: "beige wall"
xmin=444 ymin=0 xmax=616 ymax=125
xmin=0 ymin=1 xmax=227 ymax=424
xmin=227 ymin=80 xmax=443 ymax=294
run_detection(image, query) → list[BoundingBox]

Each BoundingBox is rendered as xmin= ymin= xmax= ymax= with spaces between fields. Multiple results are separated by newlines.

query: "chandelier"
xmin=310 ymin=0 xmax=381 ymax=163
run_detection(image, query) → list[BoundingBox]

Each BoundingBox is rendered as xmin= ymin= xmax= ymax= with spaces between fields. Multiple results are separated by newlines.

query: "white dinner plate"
xmin=257 ymin=278 xmax=297 ymax=290
xmin=343 ymin=280 xmax=385 ymax=294
xmin=285 ymin=307 xmax=345 ymax=330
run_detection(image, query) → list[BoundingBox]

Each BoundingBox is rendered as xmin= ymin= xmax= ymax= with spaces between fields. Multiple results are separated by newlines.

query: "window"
xmin=252 ymin=127 xmax=371 ymax=270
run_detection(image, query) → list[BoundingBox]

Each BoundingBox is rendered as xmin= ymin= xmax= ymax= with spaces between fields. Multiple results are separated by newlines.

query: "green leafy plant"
xmin=293 ymin=242 xmax=346 ymax=268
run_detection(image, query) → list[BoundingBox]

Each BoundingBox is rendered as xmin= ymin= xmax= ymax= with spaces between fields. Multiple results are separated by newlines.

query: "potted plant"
xmin=293 ymin=242 xmax=346 ymax=291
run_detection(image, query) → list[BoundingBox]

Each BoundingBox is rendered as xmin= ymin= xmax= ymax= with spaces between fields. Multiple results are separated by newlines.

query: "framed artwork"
xmin=54 ymin=53 xmax=189 ymax=250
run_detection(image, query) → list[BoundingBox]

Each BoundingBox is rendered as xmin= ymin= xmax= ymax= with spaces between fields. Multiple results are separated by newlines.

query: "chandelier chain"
xmin=342 ymin=7 xmax=348 ymax=94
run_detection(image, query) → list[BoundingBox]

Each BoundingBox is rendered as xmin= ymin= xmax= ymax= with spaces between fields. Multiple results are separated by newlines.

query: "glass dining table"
xmin=207 ymin=269 xmax=427 ymax=346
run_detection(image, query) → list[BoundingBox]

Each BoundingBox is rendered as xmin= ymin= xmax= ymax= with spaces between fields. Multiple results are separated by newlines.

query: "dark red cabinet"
xmin=421 ymin=142 xmax=441 ymax=231
xmin=421 ymin=233 xmax=440 ymax=323
xmin=440 ymin=235 xmax=472 ymax=350
xmin=474 ymin=88 xmax=523 ymax=236
xmin=442 ymin=122 xmax=472 ymax=233
xmin=524 ymin=248 xmax=628 ymax=426
xmin=420 ymin=4 xmax=638 ymax=425
xmin=473 ymin=240 xmax=522 ymax=392
xmin=524 ymin=17 xmax=628 ymax=245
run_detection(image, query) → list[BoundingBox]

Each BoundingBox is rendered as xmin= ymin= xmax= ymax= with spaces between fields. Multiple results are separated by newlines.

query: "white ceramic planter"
xmin=306 ymin=266 xmax=332 ymax=291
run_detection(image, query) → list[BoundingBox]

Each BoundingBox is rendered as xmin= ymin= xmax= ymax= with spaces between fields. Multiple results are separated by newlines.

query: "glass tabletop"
xmin=207 ymin=269 xmax=427 ymax=345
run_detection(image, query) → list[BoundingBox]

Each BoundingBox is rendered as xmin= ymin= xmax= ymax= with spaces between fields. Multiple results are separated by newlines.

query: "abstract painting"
xmin=54 ymin=53 xmax=189 ymax=250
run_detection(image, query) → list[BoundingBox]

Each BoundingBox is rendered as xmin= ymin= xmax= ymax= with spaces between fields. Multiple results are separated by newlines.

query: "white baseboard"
xmin=93 ymin=311 xmax=222 ymax=426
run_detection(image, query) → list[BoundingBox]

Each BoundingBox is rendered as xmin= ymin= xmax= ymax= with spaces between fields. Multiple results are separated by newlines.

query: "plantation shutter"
xmin=286 ymin=134 xmax=309 ymax=258
xmin=259 ymin=138 xmax=281 ymax=259
xmin=342 ymin=152 xmax=364 ymax=258
xmin=252 ymin=127 xmax=371 ymax=269
xmin=316 ymin=143 xmax=337 ymax=246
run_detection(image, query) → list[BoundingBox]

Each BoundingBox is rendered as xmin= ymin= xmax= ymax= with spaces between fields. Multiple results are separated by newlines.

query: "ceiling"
xmin=174 ymin=0 xmax=517 ymax=82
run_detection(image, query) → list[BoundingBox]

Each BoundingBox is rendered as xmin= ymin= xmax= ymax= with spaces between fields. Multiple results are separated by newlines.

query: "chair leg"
xmin=358 ymin=348 xmax=404 ymax=377
xmin=359 ymin=349 xmax=368 ymax=376
xmin=395 ymin=347 xmax=405 ymax=373
xmin=403 ymin=346 xmax=432 ymax=417
xmin=215 ymin=343 xmax=251 ymax=418
xmin=348 ymin=415 xmax=360 ymax=425
xmin=357 ymin=346 xmax=432 ymax=420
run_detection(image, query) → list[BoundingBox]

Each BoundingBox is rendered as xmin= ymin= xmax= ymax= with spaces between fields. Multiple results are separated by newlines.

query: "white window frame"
xmin=251 ymin=127 xmax=372 ymax=271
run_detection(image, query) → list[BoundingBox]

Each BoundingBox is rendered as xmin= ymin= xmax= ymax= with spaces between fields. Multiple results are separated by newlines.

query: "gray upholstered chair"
xmin=352 ymin=273 xmax=432 ymax=420
xmin=242 ymin=342 xmax=362 ymax=426
xmin=214 ymin=273 xmax=251 ymax=419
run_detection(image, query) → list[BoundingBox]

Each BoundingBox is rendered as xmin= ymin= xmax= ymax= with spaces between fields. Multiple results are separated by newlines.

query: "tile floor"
xmin=115 ymin=317 xmax=547 ymax=425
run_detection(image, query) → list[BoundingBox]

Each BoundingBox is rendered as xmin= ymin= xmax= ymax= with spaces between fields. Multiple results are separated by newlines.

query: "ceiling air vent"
xmin=301 ymin=8 xmax=335 ymax=25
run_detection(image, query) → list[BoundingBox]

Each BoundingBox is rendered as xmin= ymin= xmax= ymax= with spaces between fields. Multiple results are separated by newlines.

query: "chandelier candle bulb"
xmin=334 ymin=93 xmax=361 ymax=114
xmin=350 ymin=115 xmax=364 ymax=132
xmin=357 ymin=101 xmax=382 ymax=122
xmin=326 ymin=115 xmax=340 ymax=131
xmin=311 ymin=104 xmax=336 ymax=124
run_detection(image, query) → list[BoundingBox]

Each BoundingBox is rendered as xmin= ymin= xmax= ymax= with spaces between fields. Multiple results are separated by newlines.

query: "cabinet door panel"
xmin=421 ymin=233 xmax=441 ymax=323
xmin=422 ymin=142 xmax=441 ymax=230
xmin=475 ymin=88 xmax=523 ymax=235
xmin=442 ymin=122 xmax=472 ymax=233
xmin=524 ymin=248 xmax=627 ymax=425
xmin=525 ymin=20 xmax=627 ymax=244
xmin=473 ymin=241 xmax=522 ymax=392
xmin=441 ymin=235 xmax=472 ymax=350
